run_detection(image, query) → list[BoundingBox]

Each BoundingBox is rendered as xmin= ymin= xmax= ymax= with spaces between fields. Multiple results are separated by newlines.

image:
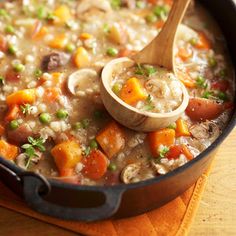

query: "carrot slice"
xmin=48 ymin=34 xmax=68 ymax=49
xmin=31 ymin=21 xmax=48 ymax=40
xmin=156 ymin=20 xmax=165 ymax=29
xmin=0 ymin=34 xmax=7 ymax=52
xmin=5 ymin=104 xmax=20 ymax=122
xmin=166 ymin=144 xmax=193 ymax=160
xmin=6 ymin=89 xmax=36 ymax=106
xmin=51 ymin=140 xmax=82 ymax=176
xmin=148 ymin=128 xmax=176 ymax=157
xmin=82 ymin=149 xmax=108 ymax=180
xmin=194 ymin=32 xmax=211 ymax=50
xmin=120 ymin=77 xmax=147 ymax=105
xmin=0 ymin=140 xmax=19 ymax=160
xmin=96 ymin=121 xmax=125 ymax=159
xmin=175 ymin=118 xmax=191 ymax=137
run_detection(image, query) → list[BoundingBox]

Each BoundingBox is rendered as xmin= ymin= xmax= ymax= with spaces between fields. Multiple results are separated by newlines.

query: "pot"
xmin=0 ymin=0 xmax=235 ymax=222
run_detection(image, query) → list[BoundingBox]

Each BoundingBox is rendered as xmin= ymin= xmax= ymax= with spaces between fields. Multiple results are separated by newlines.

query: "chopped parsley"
xmin=196 ymin=76 xmax=207 ymax=89
xmin=20 ymin=104 xmax=32 ymax=116
xmin=21 ymin=137 xmax=46 ymax=168
xmin=143 ymin=94 xmax=155 ymax=111
xmin=135 ymin=64 xmax=157 ymax=78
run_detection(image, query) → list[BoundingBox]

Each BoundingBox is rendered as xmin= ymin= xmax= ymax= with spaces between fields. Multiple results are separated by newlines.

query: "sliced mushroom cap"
xmin=77 ymin=0 xmax=112 ymax=14
xmin=67 ymin=69 xmax=99 ymax=96
xmin=190 ymin=121 xmax=220 ymax=142
xmin=151 ymin=160 xmax=169 ymax=175
xmin=120 ymin=163 xmax=141 ymax=184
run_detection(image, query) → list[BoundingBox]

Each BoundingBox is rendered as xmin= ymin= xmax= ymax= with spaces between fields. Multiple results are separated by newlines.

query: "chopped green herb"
xmin=135 ymin=64 xmax=157 ymax=77
xmin=81 ymin=118 xmax=90 ymax=129
xmin=168 ymin=123 xmax=177 ymax=130
xmin=112 ymin=83 xmax=122 ymax=95
xmin=202 ymin=90 xmax=214 ymax=99
xmin=37 ymin=6 xmax=47 ymax=19
xmin=159 ymin=146 xmax=169 ymax=158
xmin=153 ymin=5 xmax=169 ymax=20
xmin=143 ymin=94 xmax=155 ymax=111
xmin=9 ymin=120 xmax=19 ymax=130
xmin=13 ymin=63 xmax=25 ymax=72
xmin=89 ymin=139 xmax=98 ymax=149
xmin=39 ymin=113 xmax=51 ymax=124
xmin=196 ymin=76 xmax=207 ymax=89
xmin=145 ymin=65 xmax=157 ymax=76
xmin=56 ymin=109 xmax=68 ymax=119
xmin=103 ymin=23 xmax=110 ymax=33
xmin=34 ymin=69 xmax=43 ymax=78
xmin=83 ymin=146 xmax=91 ymax=156
xmin=73 ymin=122 xmax=82 ymax=130
xmin=0 ymin=76 xmax=5 ymax=85
xmin=5 ymin=25 xmax=15 ymax=34
xmin=136 ymin=1 xmax=146 ymax=8
xmin=108 ymin=163 xmax=117 ymax=171
xmin=21 ymin=136 xmax=46 ymax=169
xmin=217 ymin=91 xmax=228 ymax=101
xmin=46 ymin=12 xmax=55 ymax=21
xmin=208 ymin=57 xmax=217 ymax=68
xmin=20 ymin=104 xmax=32 ymax=116
xmin=145 ymin=14 xmax=157 ymax=23
xmin=106 ymin=47 xmax=118 ymax=57
xmin=110 ymin=0 xmax=121 ymax=10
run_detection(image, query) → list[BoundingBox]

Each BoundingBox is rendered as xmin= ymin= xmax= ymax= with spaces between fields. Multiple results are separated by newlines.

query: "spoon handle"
xmin=134 ymin=0 xmax=191 ymax=70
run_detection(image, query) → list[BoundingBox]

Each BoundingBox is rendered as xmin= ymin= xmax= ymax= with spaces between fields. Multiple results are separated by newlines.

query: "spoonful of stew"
xmin=100 ymin=0 xmax=191 ymax=132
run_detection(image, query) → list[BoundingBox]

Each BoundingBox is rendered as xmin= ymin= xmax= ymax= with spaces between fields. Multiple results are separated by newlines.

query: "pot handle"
xmin=21 ymin=173 xmax=124 ymax=221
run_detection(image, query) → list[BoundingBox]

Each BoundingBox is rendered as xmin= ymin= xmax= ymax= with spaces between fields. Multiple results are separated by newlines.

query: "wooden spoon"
xmin=100 ymin=0 xmax=191 ymax=132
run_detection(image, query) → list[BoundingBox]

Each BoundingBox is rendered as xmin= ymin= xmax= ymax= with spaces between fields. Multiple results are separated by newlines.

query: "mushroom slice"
xmin=151 ymin=160 xmax=169 ymax=175
xmin=77 ymin=0 xmax=112 ymax=14
xmin=190 ymin=121 xmax=220 ymax=142
xmin=121 ymin=163 xmax=141 ymax=184
xmin=67 ymin=69 xmax=99 ymax=95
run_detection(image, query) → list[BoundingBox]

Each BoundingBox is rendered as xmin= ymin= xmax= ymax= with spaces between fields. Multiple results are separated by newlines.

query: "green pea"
xmin=13 ymin=63 xmax=25 ymax=72
xmin=39 ymin=113 xmax=51 ymax=124
xmin=56 ymin=109 xmax=68 ymax=119
xmin=145 ymin=14 xmax=157 ymax=23
xmin=81 ymin=118 xmax=90 ymax=129
xmin=108 ymin=163 xmax=117 ymax=171
xmin=112 ymin=83 xmax=122 ymax=95
xmin=73 ymin=122 xmax=82 ymax=130
xmin=89 ymin=139 xmax=98 ymax=149
xmin=136 ymin=1 xmax=146 ymax=8
xmin=8 ymin=44 xmax=17 ymax=55
xmin=65 ymin=43 xmax=76 ymax=53
xmin=189 ymin=38 xmax=198 ymax=46
xmin=9 ymin=120 xmax=19 ymax=130
xmin=34 ymin=69 xmax=43 ymax=78
xmin=153 ymin=5 xmax=169 ymax=19
xmin=110 ymin=0 xmax=121 ymax=10
xmin=208 ymin=57 xmax=217 ymax=68
xmin=37 ymin=6 xmax=47 ymax=19
xmin=0 ymin=9 xmax=8 ymax=17
xmin=5 ymin=25 xmax=15 ymax=34
xmin=106 ymin=47 xmax=118 ymax=57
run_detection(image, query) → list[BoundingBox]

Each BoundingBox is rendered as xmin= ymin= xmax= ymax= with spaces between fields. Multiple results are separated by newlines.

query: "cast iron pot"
xmin=0 ymin=0 xmax=236 ymax=222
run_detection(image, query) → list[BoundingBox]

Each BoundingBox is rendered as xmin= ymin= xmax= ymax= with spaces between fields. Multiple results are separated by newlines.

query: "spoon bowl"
xmin=100 ymin=57 xmax=189 ymax=132
xmin=100 ymin=0 xmax=191 ymax=131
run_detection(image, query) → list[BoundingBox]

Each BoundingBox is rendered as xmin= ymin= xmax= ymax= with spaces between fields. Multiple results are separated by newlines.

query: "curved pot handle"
xmin=21 ymin=174 xmax=124 ymax=221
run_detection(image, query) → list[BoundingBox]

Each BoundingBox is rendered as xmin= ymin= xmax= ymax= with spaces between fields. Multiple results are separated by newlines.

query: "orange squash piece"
xmin=51 ymin=140 xmax=82 ymax=176
xmin=73 ymin=47 xmax=90 ymax=68
xmin=96 ymin=121 xmax=125 ymax=159
xmin=0 ymin=140 xmax=18 ymax=160
xmin=5 ymin=104 xmax=20 ymax=121
xmin=6 ymin=89 xmax=36 ymax=106
xmin=148 ymin=128 xmax=176 ymax=157
xmin=48 ymin=34 xmax=68 ymax=49
xmin=53 ymin=5 xmax=72 ymax=24
xmin=120 ymin=77 xmax=147 ymax=105
xmin=175 ymin=118 xmax=191 ymax=137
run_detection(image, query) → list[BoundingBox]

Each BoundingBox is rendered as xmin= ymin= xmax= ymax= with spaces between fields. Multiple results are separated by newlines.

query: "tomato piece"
xmin=186 ymin=98 xmax=232 ymax=121
xmin=211 ymin=80 xmax=230 ymax=92
xmin=166 ymin=145 xmax=193 ymax=160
